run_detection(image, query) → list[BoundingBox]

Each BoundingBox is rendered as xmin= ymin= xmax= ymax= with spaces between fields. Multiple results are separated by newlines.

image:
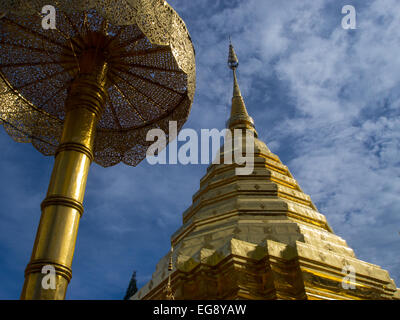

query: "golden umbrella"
xmin=0 ymin=0 xmax=196 ymax=299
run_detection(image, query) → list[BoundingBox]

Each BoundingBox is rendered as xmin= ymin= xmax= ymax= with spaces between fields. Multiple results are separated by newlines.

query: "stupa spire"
xmin=227 ymin=39 xmax=257 ymax=136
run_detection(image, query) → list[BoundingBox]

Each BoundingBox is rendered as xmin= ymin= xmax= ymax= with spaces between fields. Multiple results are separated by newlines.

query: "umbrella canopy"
xmin=0 ymin=0 xmax=196 ymax=167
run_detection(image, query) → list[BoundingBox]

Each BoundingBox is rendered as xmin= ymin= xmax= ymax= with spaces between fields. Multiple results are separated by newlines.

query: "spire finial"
xmin=228 ymin=37 xmax=239 ymax=70
xmin=226 ymin=40 xmax=257 ymax=135
xmin=228 ymin=40 xmax=241 ymax=98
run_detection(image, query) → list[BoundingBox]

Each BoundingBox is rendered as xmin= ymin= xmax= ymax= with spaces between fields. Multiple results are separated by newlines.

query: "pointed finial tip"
xmin=228 ymin=39 xmax=239 ymax=70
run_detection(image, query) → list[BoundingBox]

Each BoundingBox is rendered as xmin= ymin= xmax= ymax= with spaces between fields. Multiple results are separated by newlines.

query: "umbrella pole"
xmin=21 ymin=57 xmax=108 ymax=300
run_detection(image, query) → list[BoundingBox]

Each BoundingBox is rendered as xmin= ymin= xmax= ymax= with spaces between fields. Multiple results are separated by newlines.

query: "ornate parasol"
xmin=0 ymin=0 xmax=195 ymax=299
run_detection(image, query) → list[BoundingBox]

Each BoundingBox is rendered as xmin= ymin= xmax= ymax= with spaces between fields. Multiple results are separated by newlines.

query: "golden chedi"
xmin=132 ymin=42 xmax=399 ymax=300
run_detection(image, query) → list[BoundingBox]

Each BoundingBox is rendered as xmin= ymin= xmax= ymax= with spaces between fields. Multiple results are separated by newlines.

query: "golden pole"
xmin=21 ymin=48 xmax=108 ymax=300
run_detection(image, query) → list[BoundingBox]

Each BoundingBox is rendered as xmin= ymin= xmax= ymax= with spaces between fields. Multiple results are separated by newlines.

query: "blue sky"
xmin=1 ymin=0 xmax=400 ymax=299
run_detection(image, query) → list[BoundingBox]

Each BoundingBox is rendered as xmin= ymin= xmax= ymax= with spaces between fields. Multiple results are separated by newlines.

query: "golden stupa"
xmin=131 ymin=43 xmax=399 ymax=300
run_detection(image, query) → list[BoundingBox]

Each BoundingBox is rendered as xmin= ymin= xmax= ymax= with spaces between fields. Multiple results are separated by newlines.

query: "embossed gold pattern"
xmin=0 ymin=0 xmax=196 ymax=167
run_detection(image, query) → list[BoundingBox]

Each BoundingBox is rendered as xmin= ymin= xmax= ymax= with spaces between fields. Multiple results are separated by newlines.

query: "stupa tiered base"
xmin=133 ymin=145 xmax=399 ymax=300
